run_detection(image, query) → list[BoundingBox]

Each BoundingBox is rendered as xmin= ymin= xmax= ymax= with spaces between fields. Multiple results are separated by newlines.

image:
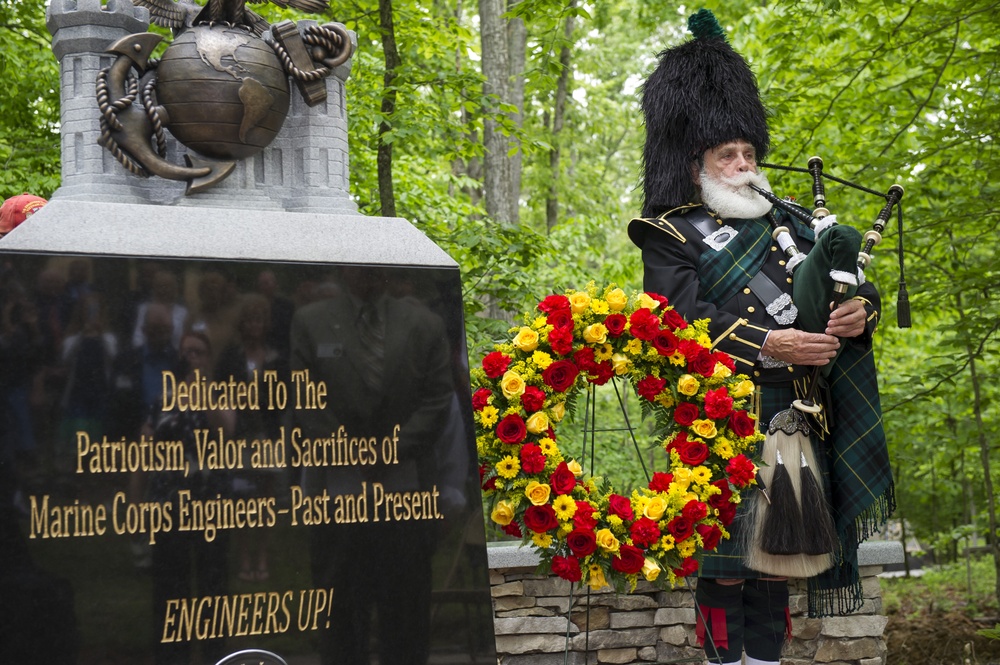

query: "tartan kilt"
xmin=698 ymin=382 xmax=832 ymax=579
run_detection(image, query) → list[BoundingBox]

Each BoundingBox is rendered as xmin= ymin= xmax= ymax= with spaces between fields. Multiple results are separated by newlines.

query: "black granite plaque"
xmin=0 ymin=253 xmax=496 ymax=665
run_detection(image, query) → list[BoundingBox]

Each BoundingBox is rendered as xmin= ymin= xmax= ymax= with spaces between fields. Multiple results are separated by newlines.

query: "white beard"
xmin=699 ymin=167 xmax=774 ymax=220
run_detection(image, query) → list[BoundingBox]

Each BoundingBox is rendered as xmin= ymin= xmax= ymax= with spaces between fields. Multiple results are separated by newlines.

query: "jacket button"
xmin=729 ymin=333 xmax=737 ymax=340
xmin=747 ymin=306 xmax=755 ymax=313
xmin=771 ymin=246 xmax=777 ymax=252
xmin=743 ymin=287 xmax=751 ymax=295
xmin=753 ymin=371 xmax=761 ymax=377
xmin=787 ymin=277 xmax=793 ymax=284
xmin=779 ymin=260 xmax=787 ymax=266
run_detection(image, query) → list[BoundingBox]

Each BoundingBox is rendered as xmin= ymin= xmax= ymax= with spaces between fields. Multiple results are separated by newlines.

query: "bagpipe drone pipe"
xmin=741 ymin=157 xmax=907 ymax=578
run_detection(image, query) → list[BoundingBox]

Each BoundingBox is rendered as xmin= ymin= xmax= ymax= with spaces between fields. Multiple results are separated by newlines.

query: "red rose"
xmin=644 ymin=292 xmax=669 ymax=309
xmin=546 ymin=308 xmax=573 ymax=330
xmin=708 ymin=479 xmax=733 ymax=508
xmin=573 ymin=347 xmax=597 ymax=373
xmin=673 ymin=402 xmax=700 ymax=427
xmin=726 ymin=454 xmax=756 ymax=487
xmin=713 ymin=350 xmax=735 ymax=372
xmin=607 ymin=494 xmax=634 ymax=521
xmin=524 ymin=505 xmax=559 ymax=533
xmin=521 ymin=385 xmax=545 ymax=412
xmin=550 ymin=462 xmax=577 ymax=495
xmin=472 ymin=387 xmax=493 ymax=411
xmin=502 ymin=521 xmax=523 ymax=538
xmin=567 ymin=529 xmax=598 ymax=557
xmin=520 ymin=444 xmax=546 ymax=474
xmin=630 ymin=517 xmax=661 ymax=548
xmin=604 ymin=313 xmax=627 ymax=337
xmin=717 ymin=503 xmax=737 ymax=526
xmin=666 ymin=515 xmax=694 ymax=542
xmin=542 ymin=360 xmax=579 ymax=393
xmin=539 ymin=294 xmax=571 ymax=313
xmin=496 ymin=414 xmax=527 ymax=444
xmin=588 ymin=361 xmax=613 ymax=386
xmin=548 ymin=327 xmax=574 ymax=356
xmin=729 ymin=410 xmax=757 ymax=439
xmin=482 ymin=351 xmax=511 ymax=378
xmin=696 ymin=524 xmax=723 ymax=550
xmin=673 ymin=557 xmax=699 ymax=578
xmin=552 ymin=555 xmax=582 ymax=582
xmin=682 ymin=500 xmax=708 ymax=522
xmin=611 ymin=544 xmax=645 ymax=574
xmin=574 ymin=501 xmax=598 ymax=529
xmin=636 ymin=375 xmax=667 ymax=402
xmin=661 ymin=308 xmax=688 ymax=331
xmin=689 ymin=349 xmax=717 ymax=377
xmin=678 ymin=439 xmax=710 ymax=466
xmin=628 ymin=309 xmax=660 ymax=341
xmin=649 ymin=472 xmax=674 ymax=493
xmin=704 ymin=387 xmax=733 ymax=419
xmin=651 ymin=329 xmax=679 ymax=356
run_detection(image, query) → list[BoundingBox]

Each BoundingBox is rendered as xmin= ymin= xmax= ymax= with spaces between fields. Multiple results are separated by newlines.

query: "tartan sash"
xmin=690 ymin=208 xmax=815 ymax=308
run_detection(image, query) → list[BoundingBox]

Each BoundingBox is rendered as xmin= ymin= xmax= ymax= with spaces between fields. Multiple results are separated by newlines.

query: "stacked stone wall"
xmin=488 ymin=542 xmax=900 ymax=665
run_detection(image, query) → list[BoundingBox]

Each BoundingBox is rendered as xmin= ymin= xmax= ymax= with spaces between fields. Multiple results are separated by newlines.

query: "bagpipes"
xmin=741 ymin=157 xmax=907 ymax=578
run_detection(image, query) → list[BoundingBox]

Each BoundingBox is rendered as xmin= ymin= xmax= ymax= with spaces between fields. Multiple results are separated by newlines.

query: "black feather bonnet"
xmin=640 ymin=9 xmax=769 ymax=217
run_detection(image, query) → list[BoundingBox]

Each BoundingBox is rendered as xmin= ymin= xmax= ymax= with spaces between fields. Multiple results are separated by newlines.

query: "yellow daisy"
xmin=496 ymin=456 xmax=520 ymax=479
xmin=553 ymin=494 xmax=577 ymax=520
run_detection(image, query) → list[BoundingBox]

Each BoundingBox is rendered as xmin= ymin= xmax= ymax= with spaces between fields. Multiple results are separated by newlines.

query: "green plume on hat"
xmin=688 ymin=8 xmax=726 ymax=41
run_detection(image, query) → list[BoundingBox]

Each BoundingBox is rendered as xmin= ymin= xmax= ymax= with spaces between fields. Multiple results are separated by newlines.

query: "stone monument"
xmin=0 ymin=1 xmax=497 ymax=663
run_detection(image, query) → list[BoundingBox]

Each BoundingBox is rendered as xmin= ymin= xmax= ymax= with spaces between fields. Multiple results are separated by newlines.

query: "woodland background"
xmin=2 ymin=0 xmax=999 ymax=613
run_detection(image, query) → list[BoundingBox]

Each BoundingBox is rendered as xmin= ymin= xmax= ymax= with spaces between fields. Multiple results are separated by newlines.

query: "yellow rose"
xmin=712 ymin=363 xmax=733 ymax=379
xmin=583 ymin=323 xmax=608 ymax=344
xmin=569 ymin=291 xmax=591 ymax=313
xmin=513 ymin=326 xmax=539 ymax=352
xmin=677 ymin=374 xmax=700 ymax=396
xmin=605 ymin=288 xmax=628 ymax=311
xmin=638 ymin=293 xmax=660 ymax=310
xmin=641 ymin=557 xmax=661 ymax=582
xmin=588 ymin=564 xmax=609 ymax=590
xmin=491 ymin=500 xmax=514 ymax=526
xmin=612 ymin=353 xmax=630 ymax=375
xmin=731 ymin=379 xmax=755 ymax=398
xmin=500 ymin=370 xmax=526 ymax=399
xmin=566 ymin=459 xmax=583 ymax=477
xmin=691 ymin=419 xmax=718 ymax=439
xmin=550 ymin=401 xmax=566 ymax=422
xmin=596 ymin=528 xmax=620 ymax=553
xmin=524 ymin=481 xmax=552 ymax=506
xmin=643 ymin=496 xmax=667 ymax=520
xmin=526 ymin=411 xmax=550 ymax=434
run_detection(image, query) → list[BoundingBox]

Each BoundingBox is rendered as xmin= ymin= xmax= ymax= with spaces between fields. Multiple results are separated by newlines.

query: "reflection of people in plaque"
xmin=149 ymin=332 xmax=234 ymax=665
xmin=216 ymin=294 xmax=288 ymax=582
xmin=131 ymin=269 xmax=188 ymax=350
xmin=291 ymin=267 xmax=454 ymax=665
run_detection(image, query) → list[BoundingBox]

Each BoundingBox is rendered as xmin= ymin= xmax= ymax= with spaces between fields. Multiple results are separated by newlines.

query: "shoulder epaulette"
xmin=628 ymin=203 xmax=705 ymax=247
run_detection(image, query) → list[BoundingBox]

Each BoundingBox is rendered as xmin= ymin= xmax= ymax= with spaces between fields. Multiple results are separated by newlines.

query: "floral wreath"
xmin=472 ymin=284 xmax=764 ymax=591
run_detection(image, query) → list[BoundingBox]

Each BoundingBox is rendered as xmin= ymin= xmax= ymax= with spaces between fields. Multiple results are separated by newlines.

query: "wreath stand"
xmin=552 ymin=381 xmax=724 ymax=665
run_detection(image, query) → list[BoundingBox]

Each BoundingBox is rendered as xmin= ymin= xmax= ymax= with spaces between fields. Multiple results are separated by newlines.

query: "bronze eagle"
xmin=133 ymin=0 xmax=329 ymax=35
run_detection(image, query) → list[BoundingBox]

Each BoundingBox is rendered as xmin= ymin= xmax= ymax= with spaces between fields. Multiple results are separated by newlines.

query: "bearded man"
xmin=628 ymin=10 xmax=893 ymax=665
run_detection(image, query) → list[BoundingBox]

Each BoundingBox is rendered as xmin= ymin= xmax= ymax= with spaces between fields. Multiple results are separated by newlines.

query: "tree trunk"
xmin=545 ymin=2 xmax=575 ymax=232
xmin=377 ymin=0 xmax=400 ymax=217
xmin=507 ymin=0 xmax=526 ymax=212
xmin=478 ymin=0 xmax=515 ymax=224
